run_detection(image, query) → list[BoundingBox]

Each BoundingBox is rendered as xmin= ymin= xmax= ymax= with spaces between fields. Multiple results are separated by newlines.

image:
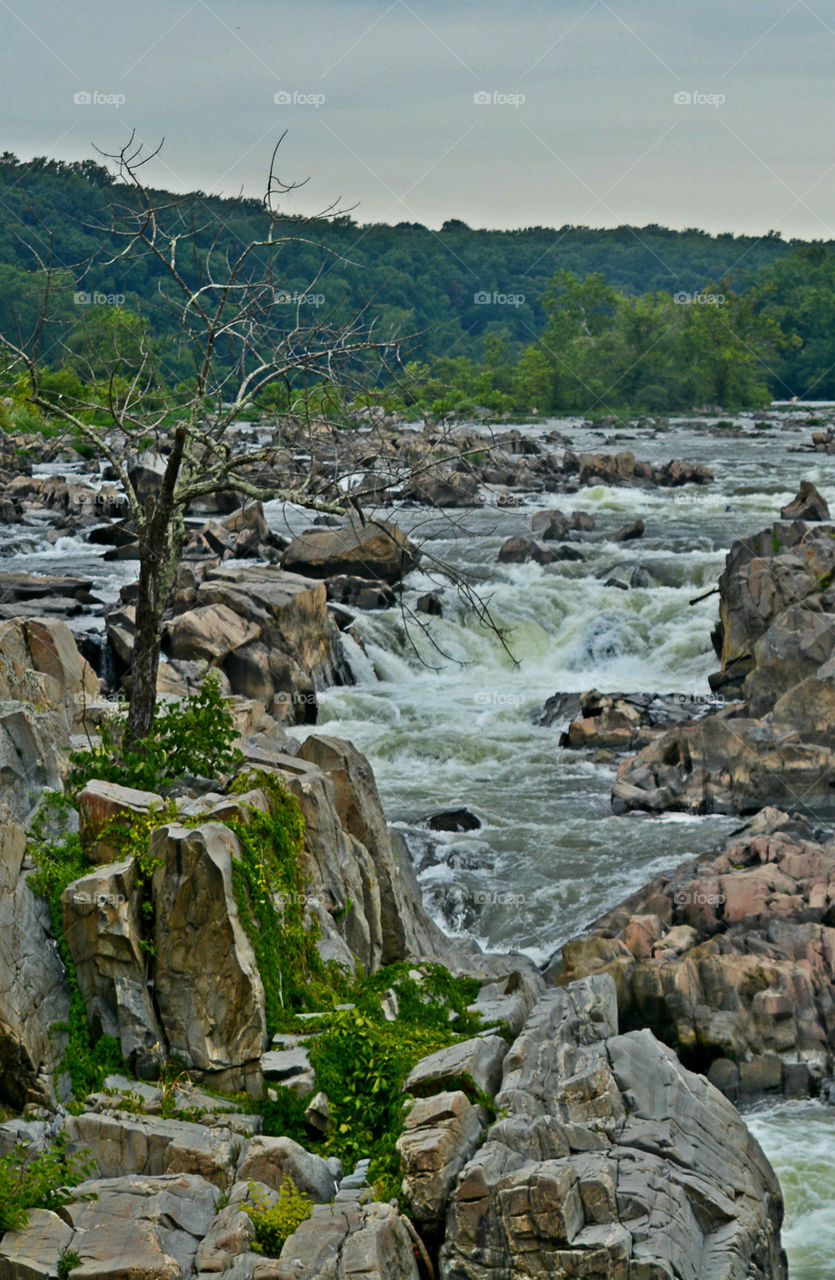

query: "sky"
xmin=3 ymin=0 xmax=835 ymax=238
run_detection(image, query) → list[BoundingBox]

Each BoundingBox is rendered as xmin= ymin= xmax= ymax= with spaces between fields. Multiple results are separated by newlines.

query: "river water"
xmin=14 ymin=408 xmax=835 ymax=1275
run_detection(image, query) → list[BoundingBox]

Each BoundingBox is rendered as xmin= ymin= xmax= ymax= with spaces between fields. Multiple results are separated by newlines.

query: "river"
xmin=15 ymin=407 xmax=835 ymax=1275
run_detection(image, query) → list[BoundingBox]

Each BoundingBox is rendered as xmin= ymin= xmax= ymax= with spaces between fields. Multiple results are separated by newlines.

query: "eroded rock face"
xmin=550 ymin=808 xmax=835 ymax=1096
xmin=439 ymin=976 xmax=786 ymax=1280
xmin=151 ymin=822 xmax=267 ymax=1079
xmin=0 ymin=814 xmax=69 ymax=1109
xmin=397 ymin=1091 xmax=487 ymax=1232
xmin=275 ymin=1200 xmax=421 ymax=1279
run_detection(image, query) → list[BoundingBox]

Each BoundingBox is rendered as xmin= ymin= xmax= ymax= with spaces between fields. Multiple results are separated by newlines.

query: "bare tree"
xmin=0 ymin=137 xmax=410 ymax=745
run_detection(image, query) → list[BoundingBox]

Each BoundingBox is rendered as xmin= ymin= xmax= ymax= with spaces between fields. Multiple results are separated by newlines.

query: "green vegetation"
xmin=0 ymin=1139 xmax=95 ymax=1233
xmin=244 ymin=1176 xmax=313 ymax=1256
xmin=57 ymin=1250 xmax=82 ymax=1280
xmin=68 ymin=674 xmax=242 ymax=793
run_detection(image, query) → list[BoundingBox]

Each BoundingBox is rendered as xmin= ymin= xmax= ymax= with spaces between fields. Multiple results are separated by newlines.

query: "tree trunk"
xmin=125 ymin=429 xmax=188 ymax=747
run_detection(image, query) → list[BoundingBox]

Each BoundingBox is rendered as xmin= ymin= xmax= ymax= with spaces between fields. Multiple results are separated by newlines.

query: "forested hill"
xmin=0 ymin=152 xmax=799 ymax=362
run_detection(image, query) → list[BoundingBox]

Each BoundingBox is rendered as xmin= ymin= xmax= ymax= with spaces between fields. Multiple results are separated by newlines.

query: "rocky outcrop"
xmin=273 ymin=1200 xmax=422 ymax=1279
xmin=0 ymin=617 xmax=99 ymax=818
xmin=439 ymin=975 xmax=786 ymax=1280
xmin=575 ymin=449 xmax=713 ymax=488
xmin=549 ymin=808 xmax=835 ymax=1098
xmin=781 ymin=479 xmax=830 ymax=521
xmin=0 ymin=814 xmax=70 ymax=1109
xmin=282 ymin=519 xmax=420 ymax=583
xmin=552 ymin=688 xmax=725 ymax=754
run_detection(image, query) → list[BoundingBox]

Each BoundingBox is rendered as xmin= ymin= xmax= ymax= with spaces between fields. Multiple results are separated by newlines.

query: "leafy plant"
xmin=57 ymin=1249 xmax=82 ymax=1279
xmin=244 ymin=1176 xmax=313 ymax=1256
xmin=0 ymin=1139 xmax=95 ymax=1233
xmin=69 ymin=673 xmax=242 ymax=792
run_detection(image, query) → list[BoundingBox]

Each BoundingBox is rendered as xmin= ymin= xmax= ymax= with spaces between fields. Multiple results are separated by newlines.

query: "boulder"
xmin=0 ymin=1209 xmax=73 ymax=1280
xmin=77 ymin=779 xmax=164 ymax=865
xmin=0 ymin=814 xmax=69 ymax=1108
xmin=743 ymin=602 xmax=835 ymax=715
xmin=497 ymin=536 xmax=558 ymax=565
xmin=236 ymin=1135 xmax=337 ymax=1202
xmin=403 ymin=468 xmax=481 ymax=507
xmin=781 ymin=479 xmax=830 ymax=521
xmin=61 ymin=859 xmax=164 ymax=1078
xmin=440 ymin=976 xmax=786 ymax=1280
xmin=282 ymin=519 xmax=420 ymax=584
xmin=397 ymin=1091 xmax=487 ymax=1231
xmin=61 ymin=1111 xmax=240 ymax=1188
xmin=530 ymin=509 xmax=569 ymax=540
xmin=167 ymin=603 xmax=261 ymax=662
xmin=612 ymin=516 xmax=645 ymax=542
xmin=151 ymin=822 xmax=268 ymax=1078
xmin=272 ymin=1200 xmax=420 ymax=1279
xmin=403 ymin=1034 xmax=508 ymax=1098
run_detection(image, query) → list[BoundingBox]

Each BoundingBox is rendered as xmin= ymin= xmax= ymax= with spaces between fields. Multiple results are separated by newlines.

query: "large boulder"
xmin=743 ymin=602 xmax=835 ymax=715
xmin=274 ymin=1199 xmax=421 ymax=1279
xmin=439 ymin=976 xmax=786 ymax=1280
xmin=61 ymin=1110 xmax=241 ymax=1188
xmin=781 ymin=479 xmax=830 ymax=521
xmin=0 ymin=617 xmax=99 ymax=818
xmin=0 ymin=814 xmax=70 ymax=1109
xmin=150 ymin=822 xmax=268 ymax=1080
xmin=282 ymin=519 xmax=420 ymax=583
xmin=61 ymin=859 xmax=165 ymax=1078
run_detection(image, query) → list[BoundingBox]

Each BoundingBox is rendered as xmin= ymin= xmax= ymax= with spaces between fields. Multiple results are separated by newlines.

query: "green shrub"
xmin=57 ymin=1249 xmax=82 ymax=1279
xmin=244 ymin=1176 xmax=313 ymax=1256
xmin=68 ymin=673 xmax=242 ymax=792
xmin=0 ymin=1139 xmax=95 ymax=1233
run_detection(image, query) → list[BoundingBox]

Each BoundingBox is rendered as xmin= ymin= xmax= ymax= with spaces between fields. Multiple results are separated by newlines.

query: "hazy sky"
xmin=3 ymin=0 xmax=835 ymax=237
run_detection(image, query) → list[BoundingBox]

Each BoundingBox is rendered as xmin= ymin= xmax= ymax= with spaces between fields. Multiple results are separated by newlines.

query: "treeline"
xmin=1 ymin=152 xmax=835 ymax=410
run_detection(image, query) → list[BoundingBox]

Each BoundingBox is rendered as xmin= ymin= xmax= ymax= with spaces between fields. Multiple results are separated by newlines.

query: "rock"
xmin=601 ymin=560 xmax=655 ymax=589
xmin=612 ymin=516 xmax=645 ymax=541
xmin=0 ymin=814 xmax=69 ymax=1109
xmin=59 ymin=1173 xmax=217 ymax=1280
xmin=497 ymin=536 xmax=558 ymax=565
xmin=403 ymin=467 xmax=481 ymax=508
xmin=404 ymin=1034 xmax=508 ymax=1098
xmin=77 ymin=779 xmax=165 ymax=865
xmin=552 ymin=808 xmax=835 ymax=1094
xmin=61 ymin=859 xmax=164 ymax=1078
xmin=195 ymin=1201 xmax=256 ymax=1274
xmin=530 ymin=509 xmax=569 ymax=540
xmin=569 ymin=510 xmax=595 ymax=531
xmin=0 ymin=572 xmax=93 ymax=604
xmin=742 ymin=602 xmax=835 ymax=715
xmin=167 ymin=603 xmax=261 ymax=663
xmin=282 ymin=519 xmax=420 ymax=584
xmin=415 ymin=591 xmax=443 ymax=616
xmin=0 ymin=1209 xmax=73 ymax=1279
xmin=237 ymin=1135 xmax=338 ymax=1202
xmin=294 ymin=735 xmax=451 ymax=966
xmin=61 ymin=1111 xmax=240 ymax=1187
xmin=304 ymin=1091 xmax=330 ymax=1137
xmin=128 ymin=450 xmax=168 ymax=504
xmin=425 ymin=807 xmax=481 ymax=832
xmin=326 ymin=575 xmax=396 ymax=610
xmin=557 ymin=688 xmax=723 ymax=753
xmin=272 ymin=1200 xmax=420 ymax=1279
xmin=151 ymin=823 xmax=267 ymax=1078
xmin=781 ymin=479 xmax=830 ymax=521
xmin=397 ymin=1090 xmax=487 ymax=1231
xmin=440 ymin=976 xmax=786 ymax=1280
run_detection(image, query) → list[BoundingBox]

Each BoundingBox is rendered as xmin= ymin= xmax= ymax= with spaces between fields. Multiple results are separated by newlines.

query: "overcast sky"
xmin=3 ymin=0 xmax=835 ymax=238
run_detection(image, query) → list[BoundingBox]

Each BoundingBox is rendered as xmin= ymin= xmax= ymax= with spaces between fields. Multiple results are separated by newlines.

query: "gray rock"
xmin=397 ymin=1090 xmax=487 ymax=1230
xmin=273 ymin=1200 xmax=421 ymax=1279
xmin=404 ymin=1034 xmax=508 ymax=1098
xmin=0 ymin=815 xmax=69 ymax=1109
xmin=61 ymin=1111 xmax=241 ymax=1188
xmin=237 ymin=1135 xmax=338 ymax=1203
